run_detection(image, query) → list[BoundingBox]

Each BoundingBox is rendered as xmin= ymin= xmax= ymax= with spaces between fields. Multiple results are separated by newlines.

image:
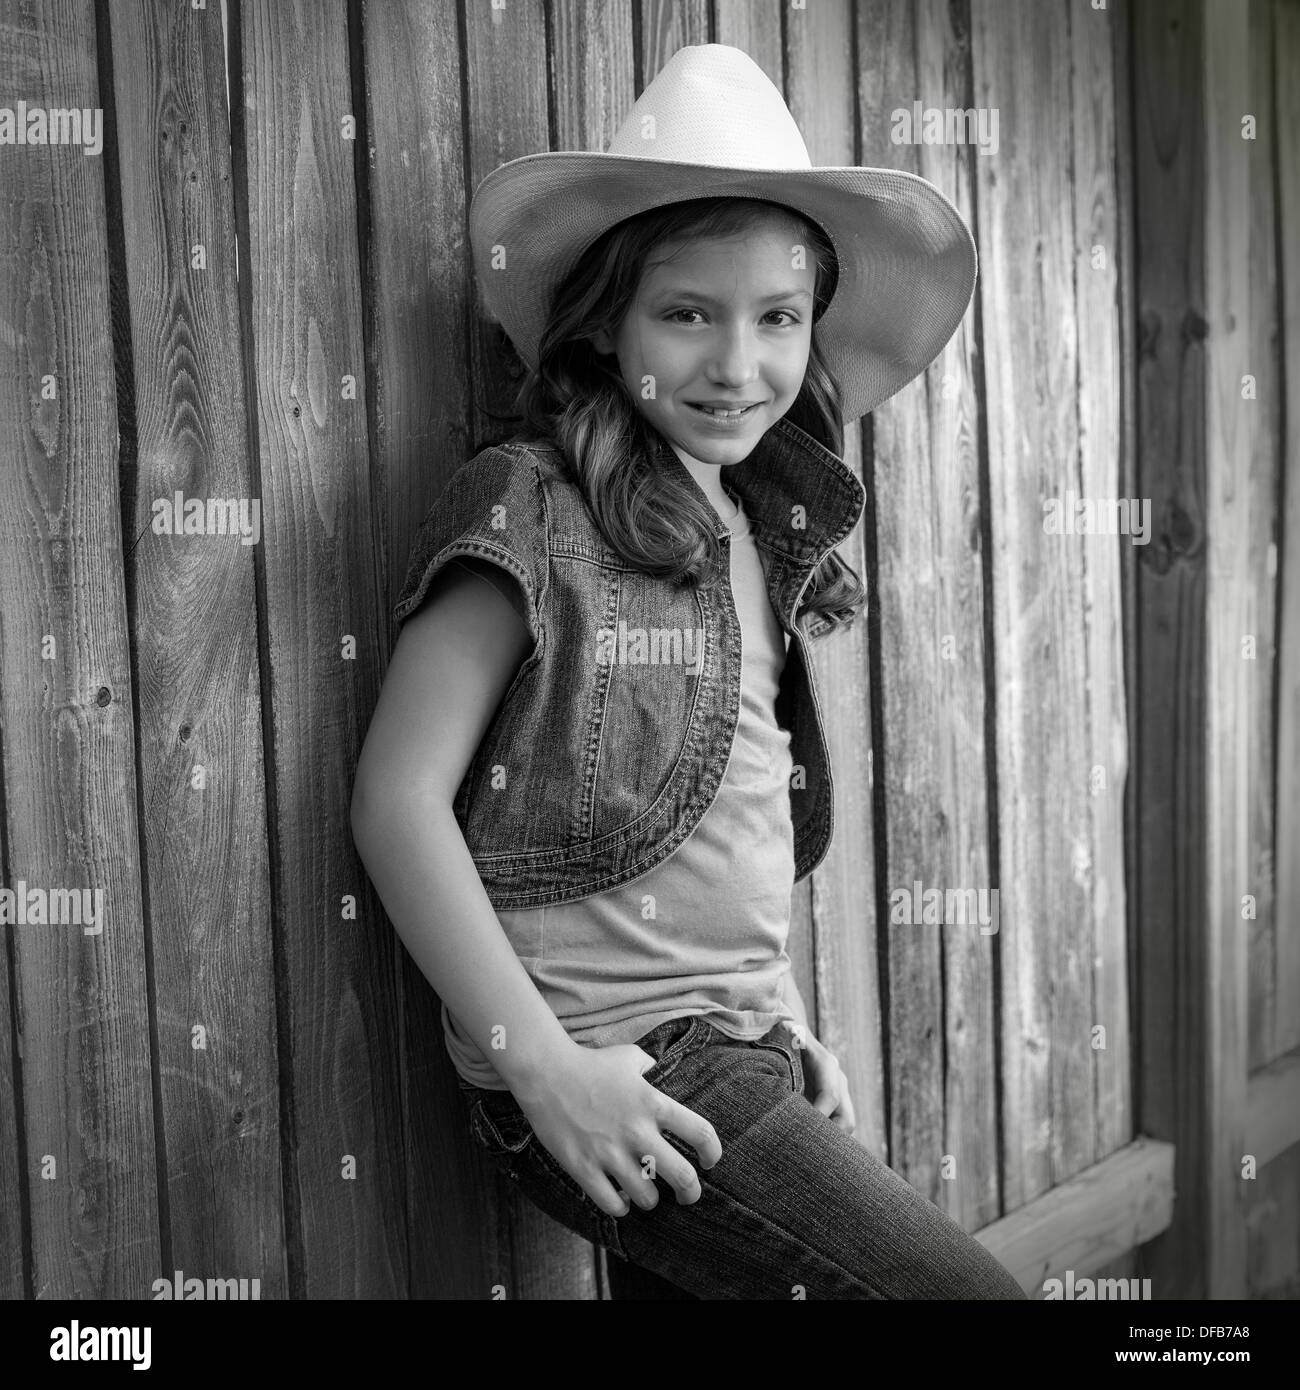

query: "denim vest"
xmin=392 ymin=416 xmax=866 ymax=910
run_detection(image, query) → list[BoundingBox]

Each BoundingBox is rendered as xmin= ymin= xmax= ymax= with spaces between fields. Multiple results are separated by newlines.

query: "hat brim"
xmin=469 ymin=153 xmax=977 ymax=423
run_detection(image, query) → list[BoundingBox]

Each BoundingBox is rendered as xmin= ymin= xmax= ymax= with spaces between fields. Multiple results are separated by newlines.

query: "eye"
xmin=764 ymin=309 xmax=801 ymax=327
xmin=666 ymin=308 xmax=705 ymax=324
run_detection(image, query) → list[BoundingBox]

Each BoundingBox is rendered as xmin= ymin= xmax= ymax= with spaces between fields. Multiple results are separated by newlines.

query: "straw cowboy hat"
xmin=468 ymin=44 xmax=977 ymax=423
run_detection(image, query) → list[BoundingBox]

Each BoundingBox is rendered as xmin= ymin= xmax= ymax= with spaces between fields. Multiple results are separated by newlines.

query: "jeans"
xmin=456 ymin=1014 xmax=1028 ymax=1300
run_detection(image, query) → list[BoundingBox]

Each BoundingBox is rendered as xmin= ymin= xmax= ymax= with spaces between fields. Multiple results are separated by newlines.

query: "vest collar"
xmin=660 ymin=418 xmax=865 ymax=637
xmin=658 ymin=416 xmax=866 ymax=568
xmin=514 ymin=417 xmax=866 ymax=626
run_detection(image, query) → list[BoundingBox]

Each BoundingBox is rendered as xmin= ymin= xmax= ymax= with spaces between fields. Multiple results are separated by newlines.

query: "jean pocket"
xmin=469 ymin=1094 xmax=629 ymax=1260
xmin=748 ymin=1021 xmax=804 ymax=1095
xmin=469 ymin=1094 xmax=534 ymax=1156
xmin=638 ymin=1016 xmax=708 ymax=1088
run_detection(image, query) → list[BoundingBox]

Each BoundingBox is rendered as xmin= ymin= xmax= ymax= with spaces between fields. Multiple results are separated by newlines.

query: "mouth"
xmin=686 ymin=401 xmax=763 ymax=420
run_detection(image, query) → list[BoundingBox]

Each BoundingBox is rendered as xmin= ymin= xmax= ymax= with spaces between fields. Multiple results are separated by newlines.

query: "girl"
xmin=351 ymin=44 xmax=1025 ymax=1300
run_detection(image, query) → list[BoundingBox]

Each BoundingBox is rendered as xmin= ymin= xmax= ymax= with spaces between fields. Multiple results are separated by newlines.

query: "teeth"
xmin=698 ymin=405 xmax=750 ymax=417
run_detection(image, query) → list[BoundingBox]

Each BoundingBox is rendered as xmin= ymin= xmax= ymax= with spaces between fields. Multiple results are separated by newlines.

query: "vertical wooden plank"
xmin=713 ymin=0 xmax=781 ymax=89
xmin=871 ymin=0 xmax=944 ymax=1193
xmin=238 ymin=0 xmax=407 ymax=1297
xmin=105 ymin=0 xmax=284 ymax=1295
xmin=1238 ymin=0 xmax=1281 ymax=1078
xmin=0 ymin=0 xmax=161 ymax=1297
xmin=1272 ymin=0 xmax=1300 ymax=1066
xmin=636 ymin=0 xmax=710 ymax=93
xmin=551 ymin=0 xmax=634 ymax=151
xmin=1203 ymin=0 xmax=1261 ymax=1300
xmin=970 ymin=0 xmax=1098 ymax=1210
xmin=0 ymin=885 xmax=24 ymax=1297
xmin=361 ymin=0 xmax=476 ymax=617
xmin=1129 ymin=0 xmax=1211 ymax=1299
xmin=786 ymin=0 xmax=886 ymax=1161
xmin=459 ymin=0 xmax=599 ymax=1299
xmin=0 ymin=795 xmax=28 ymax=1302
xmin=1090 ymin=0 xmax=1140 ymax=1289
xmin=1111 ymin=0 xmax=1143 ymax=1285
xmin=858 ymin=0 xmax=999 ymax=1230
xmin=360 ymin=0 xmax=503 ymax=1301
xmin=463 ymin=0 xmax=548 ymax=446
xmin=1069 ymin=0 xmax=1132 ymax=1163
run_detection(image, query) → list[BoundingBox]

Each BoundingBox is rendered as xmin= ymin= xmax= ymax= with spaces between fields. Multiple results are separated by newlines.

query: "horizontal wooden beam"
xmin=975 ymin=1138 xmax=1175 ymax=1295
xmin=1246 ymin=1048 xmax=1300 ymax=1167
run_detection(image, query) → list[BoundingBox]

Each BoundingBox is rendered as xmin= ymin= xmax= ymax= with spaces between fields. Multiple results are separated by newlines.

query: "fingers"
xmin=809 ymin=1057 xmax=855 ymax=1134
xmin=659 ymin=1095 xmax=722 ymax=1170
xmin=610 ymin=1150 xmax=663 ymax=1211
xmin=578 ymin=1165 xmax=636 ymax=1219
xmin=812 ymin=1087 xmax=838 ymax=1118
xmin=644 ymin=1141 xmax=705 ymax=1206
xmin=602 ymin=1138 xmax=703 ymax=1213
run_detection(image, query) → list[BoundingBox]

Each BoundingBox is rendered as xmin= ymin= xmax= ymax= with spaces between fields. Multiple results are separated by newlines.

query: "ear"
xmin=589 ymin=326 xmax=615 ymax=356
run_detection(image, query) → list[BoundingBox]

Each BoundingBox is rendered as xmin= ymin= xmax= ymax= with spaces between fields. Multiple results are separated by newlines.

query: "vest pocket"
xmin=581 ymin=566 xmax=711 ymax=841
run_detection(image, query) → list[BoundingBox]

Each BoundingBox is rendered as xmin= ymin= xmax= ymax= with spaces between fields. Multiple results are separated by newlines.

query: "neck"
xmin=669 ymin=441 xmax=738 ymax=520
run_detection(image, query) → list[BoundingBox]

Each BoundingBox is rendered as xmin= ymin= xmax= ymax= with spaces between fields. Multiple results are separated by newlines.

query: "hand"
xmin=792 ymin=1026 xmax=856 ymax=1135
xmin=513 ymin=1041 xmax=723 ymax=1219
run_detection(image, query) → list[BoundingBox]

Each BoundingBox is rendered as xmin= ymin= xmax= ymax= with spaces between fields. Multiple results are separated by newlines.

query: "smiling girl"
xmin=351 ymin=45 xmax=1026 ymax=1300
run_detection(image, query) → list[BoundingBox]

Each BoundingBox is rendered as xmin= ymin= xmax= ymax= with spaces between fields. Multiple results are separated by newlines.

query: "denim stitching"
xmin=640 ymin=1017 xmax=710 ymax=1087
xmin=471 ymin=1098 xmax=532 ymax=1154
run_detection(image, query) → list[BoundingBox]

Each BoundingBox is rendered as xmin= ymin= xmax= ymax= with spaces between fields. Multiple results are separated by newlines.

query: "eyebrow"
xmin=648 ymin=287 xmax=814 ymax=307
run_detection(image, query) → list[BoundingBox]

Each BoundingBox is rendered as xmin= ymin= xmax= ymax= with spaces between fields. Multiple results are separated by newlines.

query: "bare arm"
xmin=350 ymin=560 xmax=720 ymax=1213
xmin=350 ymin=563 xmax=574 ymax=1098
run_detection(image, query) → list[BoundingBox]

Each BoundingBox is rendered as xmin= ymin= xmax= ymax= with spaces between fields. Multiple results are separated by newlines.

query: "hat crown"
xmin=606 ymin=44 xmax=812 ymax=170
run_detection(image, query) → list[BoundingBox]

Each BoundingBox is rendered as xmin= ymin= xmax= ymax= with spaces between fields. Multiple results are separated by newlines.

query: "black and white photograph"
xmin=0 ymin=0 xmax=1296 ymax=1344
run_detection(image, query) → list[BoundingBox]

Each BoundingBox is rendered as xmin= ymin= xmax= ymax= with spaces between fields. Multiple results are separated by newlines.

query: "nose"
xmin=708 ymin=320 xmax=760 ymax=388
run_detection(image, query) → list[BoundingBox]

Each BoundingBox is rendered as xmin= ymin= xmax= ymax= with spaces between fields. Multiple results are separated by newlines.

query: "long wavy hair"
xmin=493 ymin=196 xmax=866 ymax=634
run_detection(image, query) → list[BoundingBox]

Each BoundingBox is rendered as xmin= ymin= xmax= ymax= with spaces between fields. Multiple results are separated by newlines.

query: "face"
xmin=591 ymin=221 xmax=817 ymax=469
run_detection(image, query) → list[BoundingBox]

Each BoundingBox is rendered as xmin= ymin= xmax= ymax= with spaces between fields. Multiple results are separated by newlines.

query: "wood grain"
xmin=1109 ymin=1 xmax=1141 ymax=1289
xmin=238 ymin=0 xmax=407 ymax=1297
xmin=0 ymin=0 xmax=1292 ymax=1304
xmin=1236 ymin=0 xmax=1281 ymax=1078
xmin=360 ymin=0 xmax=501 ymax=1302
xmin=551 ymin=0 xmax=635 ymax=151
xmin=462 ymin=0 xmax=548 ymax=448
xmin=1272 ymin=0 xmax=1300 ymax=1066
xmin=0 ymin=0 xmax=161 ymax=1297
xmin=858 ymin=0 xmax=1000 ymax=1230
xmin=1128 ymin=0 xmax=1210 ymax=1299
xmin=636 ymin=0 xmax=710 ymax=95
xmin=714 ymin=0 xmax=782 ymax=91
xmin=0 ymin=870 xmax=22 ymax=1297
xmin=975 ymin=1136 xmax=1174 ymax=1296
xmin=971 ymin=0 xmax=1100 ymax=1209
xmin=1069 ymin=0 xmax=1132 ymax=1167
xmin=1203 ymin=0 xmax=1264 ymax=1299
xmin=105 ymin=0 xmax=284 ymax=1296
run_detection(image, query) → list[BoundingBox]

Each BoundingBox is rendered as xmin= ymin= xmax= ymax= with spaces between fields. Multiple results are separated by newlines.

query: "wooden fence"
xmin=0 ymin=0 xmax=1295 ymax=1300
